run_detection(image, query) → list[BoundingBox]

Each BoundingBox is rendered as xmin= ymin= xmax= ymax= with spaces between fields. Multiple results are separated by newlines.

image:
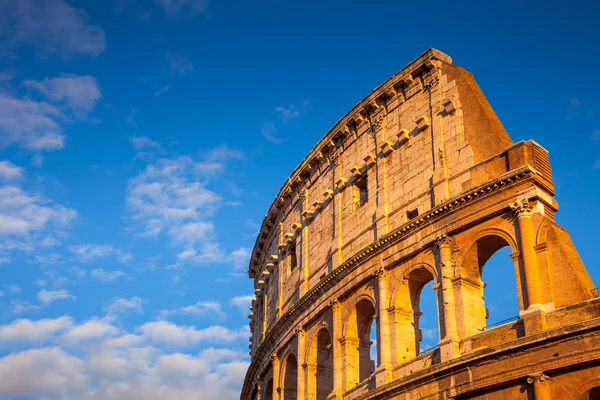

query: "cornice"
xmin=242 ymin=165 xmax=538 ymax=397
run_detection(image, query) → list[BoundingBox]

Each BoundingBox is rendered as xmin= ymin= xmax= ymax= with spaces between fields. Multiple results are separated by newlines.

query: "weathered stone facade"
xmin=242 ymin=49 xmax=600 ymax=400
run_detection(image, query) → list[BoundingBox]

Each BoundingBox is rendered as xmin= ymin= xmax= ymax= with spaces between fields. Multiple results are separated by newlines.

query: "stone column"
xmin=272 ymin=353 xmax=280 ymax=400
xmin=510 ymin=199 xmax=543 ymax=310
xmin=340 ymin=336 xmax=360 ymax=390
xmin=296 ymin=328 xmax=306 ymax=400
xmin=527 ymin=372 xmax=551 ymax=400
xmin=330 ymin=299 xmax=343 ymax=398
xmin=435 ymin=234 xmax=460 ymax=361
xmin=373 ymin=266 xmax=392 ymax=384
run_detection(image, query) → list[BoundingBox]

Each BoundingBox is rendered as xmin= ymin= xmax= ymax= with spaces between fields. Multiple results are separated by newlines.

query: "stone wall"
xmin=243 ymin=49 xmax=600 ymax=400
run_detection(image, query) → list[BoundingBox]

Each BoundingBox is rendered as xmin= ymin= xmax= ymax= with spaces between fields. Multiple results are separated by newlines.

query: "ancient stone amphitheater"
xmin=241 ymin=49 xmax=600 ymax=400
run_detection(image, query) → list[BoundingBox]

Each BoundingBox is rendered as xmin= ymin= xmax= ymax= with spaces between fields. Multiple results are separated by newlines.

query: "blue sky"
xmin=0 ymin=0 xmax=599 ymax=398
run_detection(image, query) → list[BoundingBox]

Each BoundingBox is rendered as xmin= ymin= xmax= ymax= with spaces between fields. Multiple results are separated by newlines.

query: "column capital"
xmin=527 ymin=372 xmax=550 ymax=384
xmin=270 ymin=353 xmax=279 ymax=364
xmin=372 ymin=265 xmax=388 ymax=280
xmin=294 ymin=326 xmax=305 ymax=337
xmin=510 ymin=198 xmax=534 ymax=217
xmin=329 ymin=298 xmax=341 ymax=310
xmin=435 ymin=233 xmax=452 ymax=248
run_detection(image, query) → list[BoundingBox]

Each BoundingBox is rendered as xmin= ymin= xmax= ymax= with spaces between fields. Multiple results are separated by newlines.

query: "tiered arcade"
xmin=242 ymin=49 xmax=600 ymax=400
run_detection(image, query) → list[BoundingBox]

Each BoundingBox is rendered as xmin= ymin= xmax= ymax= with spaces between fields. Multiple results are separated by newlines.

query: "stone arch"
xmin=306 ymin=326 xmax=333 ymax=400
xmin=280 ymin=353 xmax=298 ymax=400
xmin=457 ymin=227 xmax=518 ymax=278
xmin=536 ymin=221 xmax=551 ymax=245
xmin=341 ymin=293 xmax=377 ymax=386
xmin=569 ymin=378 xmax=600 ymax=400
xmin=391 ymin=263 xmax=438 ymax=361
xmin=455 ymin=228 xmax=522 ymax=338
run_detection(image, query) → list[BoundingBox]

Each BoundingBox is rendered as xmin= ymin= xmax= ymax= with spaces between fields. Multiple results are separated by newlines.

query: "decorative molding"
xmin=527 ymin=372 xmax=549 ymax=384
xmin=364 ymin=152 xmax=377 ymax=168
xmin=336 ymin=177 xmax=348 ymax=191
xmin=510 ymin=198 xmax=533 ymax=217
xmin=350 ymin=165 xmax=362 ymax=178
xmin=372 ymin=265 xmax=388 ymax=280
xmin=435 ymin=233 xmax=451 ymax=248
xmin=302 ymin=210 xmax=314 ymax=221
xmin=416 ymin=115 xmax=430 ymax=131
xmin=380 ymin=140 xmax=395 ymax=156
xmin=313 ymin=200 xmax=324 ymax=211
xmin=443 ymin=98 xmax=456 ymax=114
xmin=397 ymin=128 xmax=411 ymax=145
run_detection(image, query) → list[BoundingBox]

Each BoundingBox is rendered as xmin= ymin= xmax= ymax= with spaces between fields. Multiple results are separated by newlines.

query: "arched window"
xmin=369 ymin=318 xmax=377 ymax=367
xmin=407 ymin=268 xmax=438 ymax=355
xmin=282 ymin=354 xmax=297 ymax=400
xmin=459 ymin=234 xmax=521 ymax=336
xmin=355 ymin=299 xmax=376 ymax=381
xmin=316 ymin=329 xmax=333 ymax=400
xmin=417 ymin=280 xmax=439 ymax=353
xmin=481 ymin=246 xmax=520 ymax=326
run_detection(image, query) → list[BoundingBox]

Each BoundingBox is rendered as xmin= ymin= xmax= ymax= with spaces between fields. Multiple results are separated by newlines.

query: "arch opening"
xmin=461 ymin=234 xmax=521 ymax=335
xmin=316 ymin=329 xmax=333 ymax=400
xmin=481 ymin=246 xmax=520 ymax=327
xmin=407 ymin=268 xmax=438 ymax=355
xmin=356 ymin=299 xmax=376 ymax=381
xmin=282 ymin=354 xmax=297 ymax=400
xmin=577 ymin=386 xmax=600 ymax=400
xmin=265 ymin=378 xmax=273 ymax=400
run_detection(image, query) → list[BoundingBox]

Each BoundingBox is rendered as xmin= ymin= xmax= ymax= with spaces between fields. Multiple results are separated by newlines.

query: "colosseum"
xmin=241 ymin=48 xmax=600 ymax=400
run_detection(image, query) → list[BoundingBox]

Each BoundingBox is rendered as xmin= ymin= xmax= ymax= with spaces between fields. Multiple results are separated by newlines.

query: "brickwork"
xmin=243 ymin=49 xmax=600 ymax=400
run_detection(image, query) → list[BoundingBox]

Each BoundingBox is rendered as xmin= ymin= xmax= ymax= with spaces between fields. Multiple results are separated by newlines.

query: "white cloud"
xmin=131 ymin=136 xmax=161 ymax=150
xmin=275 ymin=106 xmax=300 ymax=123
xmin=9 ymin=284 xmax=21 ymax=294
xmin=126 ymin=155 xmax=222 ymax=244
xmin=230 ymin=247 xmax=250 ymax=270
xmin=0 ymin=74 xmax=101 ymax=151
xmin=161 ymin=301 xmax=225 ymax=320
xmin=69 ymin=244 xmax=132 ymax=263
xmin=91 ymin=268 xmax=131 ymax=282
xmin=38 ymin=289 xmax=75 ymax=305
xmin=0 ymin=316 xmax=73 ymax=343
xmin=157 ymin=0 xmax=210 ymax=15
xmin=167 ymin=53 xmax=193 ymax=76
xmin=0 ymin=160 xmax=23 ymax=181
xmin=261 ymin=121 xmax=287 ymax=144
xmin=0 ymin=347 xmax=88 ymax=398
xmin=25 ymin=74 xmax=101 ymax=119
xmin=229 ymin=295 xmax=252 ymax=315
xmin=0 ymin=186 xmax=77 ymax=237
xmin=0 ymin=0 xmax=106 ymax=58
xmin=0 ymin=94 xmax=66 ymax=150
xmin=62 ymin=318 xmax=119 ymax=343
xmin=0 ymin=317 xmax=249 ymax=400
xmin=105 ymin=297 xmax=144 ymax=315
xmin=154 ymin=85 xmax=172 ymax=98
xmin=139 ymin=321 xmax=248 ymax=347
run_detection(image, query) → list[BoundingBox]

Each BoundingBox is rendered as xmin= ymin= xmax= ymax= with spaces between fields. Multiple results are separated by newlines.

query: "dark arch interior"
xmin=265 ymin=378 xmax=273 ymax=400
xmin=316 ymin=329 xmax=333 ymax=400
xmin=578 ymin=386 xmax=600 ymax=400
xmin=283 ymin=355 xmax=297 ymax=400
